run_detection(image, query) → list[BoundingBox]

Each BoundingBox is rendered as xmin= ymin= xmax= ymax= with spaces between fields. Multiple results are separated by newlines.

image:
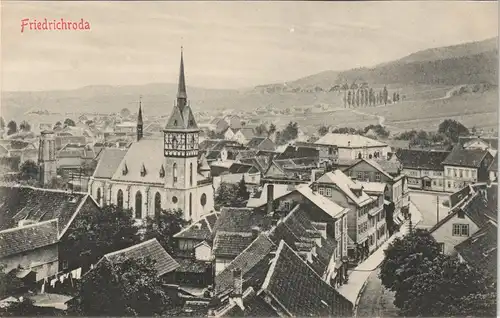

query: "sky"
xmin=1 ymin=1 xmax=498 ymax=92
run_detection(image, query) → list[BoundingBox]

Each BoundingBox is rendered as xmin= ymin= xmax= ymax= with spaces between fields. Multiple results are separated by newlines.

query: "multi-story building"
xmin=313 ymin=170 xmax=386 ymax=261
xmin=442 ymin=147 xmax=493 ymax=193
xmin=343 ymin=158 xmax=410 ymax=233
xmin=396 ymin=149 xmax=449 ymax=191
xmin=315 ymin=133 xmax=391 ymax=161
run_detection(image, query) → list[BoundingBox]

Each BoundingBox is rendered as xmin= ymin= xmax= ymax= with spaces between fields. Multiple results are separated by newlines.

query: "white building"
xmin=315 ymin=133 xmax=391 ymax=161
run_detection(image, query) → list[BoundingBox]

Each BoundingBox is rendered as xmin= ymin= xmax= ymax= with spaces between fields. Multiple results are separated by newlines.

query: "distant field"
xmin=361 ymin=89 xmax=498 ymax=132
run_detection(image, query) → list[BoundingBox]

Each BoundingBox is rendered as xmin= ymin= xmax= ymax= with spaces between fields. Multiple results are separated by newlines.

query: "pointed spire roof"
xmin=177 ymin=47 xmax=187 ymax=100
xmin=137 ymin=97 xmax=143 ymax=125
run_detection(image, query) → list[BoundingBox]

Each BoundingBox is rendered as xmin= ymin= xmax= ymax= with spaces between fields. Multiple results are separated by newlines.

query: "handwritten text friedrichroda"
xmin=21 ymin=18 xmax=91 ymax=33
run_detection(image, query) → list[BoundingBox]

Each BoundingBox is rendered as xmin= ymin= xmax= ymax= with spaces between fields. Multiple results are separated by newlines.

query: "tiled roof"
xmin=276 ymin=145 xmax=319 ymax=160
xmin=358 ymin=181 xmax=387 ymax=194
xmin=396 ymin=149 xmax=450 ymax=170
xmin=229 ymin=163 xmax=256 ymax=174
xmin=442 ymin=147 xmax=489 ymax=168
xmin=215 ymin=233 xmax=276 ymax=294
xmin=92 ymin=148 xmax=128 ymax=179
xmin=174 ymin=211 xmax=219 ymax=240
xmin=101 ymin=238 xmax=179 ymax=276
xmin=316 ymin=170 xmax=373 ymax=207
xmin=246 ymin=183 xmax=294 ymax=208
xmin=295 ymin=184 xmax=347 ymax=219
xmin=216 ymin=287 xmax=278 ymax=317
xmin=459 ymin=136 xmax=498 ymax=150
xmin=454 ymin=221 xmax=497 ymax=278
xmin=213 ymin=232 xmax=255 ymax=258
xmin=214 ymin=208 xmax=274 ymax=234
xmin=174 ymin=258 xmax=211 ymax=273
xmin=110 ymin=138 xmax=165 ymax=184
xmin=240 ymin=156 xmax=271 ymax=174
xmin=246 ymin=137 xmax=266 ymax=149
xmin=2 ymin=186 xmax=89 ymax=236
xmin=261 ymin=241 xmax=353 ymax=316
xmin=239 ymin=128 xmax=256 ymax=140
xmin=0 ymin=219 xmax=58 ymax=258
xmin=316 ymin=133 xmax=387 ymax=148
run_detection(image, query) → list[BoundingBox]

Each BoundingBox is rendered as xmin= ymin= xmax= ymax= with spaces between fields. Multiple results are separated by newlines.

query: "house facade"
xmin=315 ymin=133 xmax=391 ymax=161
xmin=396 ymin=149 xmax=449 ymax=191
xmin=442 ymin=148 xmax=493 ymax=193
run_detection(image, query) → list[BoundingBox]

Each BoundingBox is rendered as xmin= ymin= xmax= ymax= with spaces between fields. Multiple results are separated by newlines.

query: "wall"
xmin=431 ymin=214 xmax=480 ymax=255
xmin=1 ymin=244 xmax=59 ymax=282
xmin=338 ymin=145 xmax=390 ymax=160
xmin=194 ymin=243 xmax=212 ymax=261
xmin=444 ymin=165 xmax=478 ymax=192
xmin=215 ymin=257 xmax=233 ymax=275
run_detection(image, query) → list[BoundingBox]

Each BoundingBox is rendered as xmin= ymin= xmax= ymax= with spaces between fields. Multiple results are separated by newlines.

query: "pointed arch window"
xmin=159 ymin=165 xmax=165 ymax=178
xmin=135 ymin=191 xmax=142 ymax=219
xmin=140 ymin=164 xmax=147 ymax=177
xmin=173 ymin=163 xmax=178 ymax=184
xmin=96 ymin=188 xmax=102 ymax=206
xmin=189 ymin=193 xmax=193 ymax=218
xmin=122 ymin=163 xmax=128 ymax=175
xmin=190 ymin=163 xmax=193 ymax=186
xmin=154 ymin=192 xmax=162 ymax=217
xmin=172 ymin=136 xmax=178 ymax=148
xmin=117 ymin=189 xmax=124 ymax=210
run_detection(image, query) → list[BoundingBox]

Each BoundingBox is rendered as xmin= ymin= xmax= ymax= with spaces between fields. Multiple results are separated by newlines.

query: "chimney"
xmin=231 ymin=268 xmax=243 ymax=298
xmin=266 ymin=184 xmax=274 ymax=215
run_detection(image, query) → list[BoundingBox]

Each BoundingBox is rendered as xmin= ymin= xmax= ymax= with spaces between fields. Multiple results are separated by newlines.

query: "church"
xmin=88 ymin=49 xmax=214 ymax=221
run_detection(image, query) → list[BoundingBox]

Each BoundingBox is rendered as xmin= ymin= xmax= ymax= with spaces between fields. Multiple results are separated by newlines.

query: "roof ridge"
xmin=0 ymin=218 xmax=58 ymax=234
xmin=104 ymin=238 xmax=158 ymax=258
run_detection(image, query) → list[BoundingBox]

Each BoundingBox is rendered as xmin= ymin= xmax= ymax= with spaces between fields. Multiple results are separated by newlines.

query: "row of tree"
xmin=317 ymin=124 xmax=390 ymax=139
xmin=394 ymin=119 xmax=470 ymax=148
xmin=379 ymin=229 xmax=496 ymax=316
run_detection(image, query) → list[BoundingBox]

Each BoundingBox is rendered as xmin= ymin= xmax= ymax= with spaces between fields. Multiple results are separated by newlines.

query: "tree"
xmin=62 ymin=204 xmax=141 ymax=269
xmin=379 ymin=229 xmax=441 ymax=292
xmin=69 ymin=257 xmax=173 ymax=316
xmin=7 ymin=120 xmax=17 ymax=135
xmin=64 ymin=118 xmax=76 ymax=127
xmin=347 ymin=91 xmax=352 ymax=107
xmin=143 ymin=209 xmax=188 ymax=254
xmin=438 ymin=119 xmax=469 ymax=142
xmin=215 ymin=182 xmax=247 ymax=210
xmin=0 ymin=117 xmax=5 ymax=129
xmin=19 ymin=121 xmax=31 ymax=132
xmin=237 ymin=176 xmax=249 ymax=202
xmin=19 ymin=160 xmax=38 ymax=180
xmin=53 ymin=121 xmax=62 ymax=130
xmin=120 ymin=108 xmax=131 ymax=118
xmin=383 ymin=86 xmax=388 ymax=105
xmin=255 ymin=124 xmax=268 ymax=137
xmin=268 ymin=123 xmax=277 ymax=135
xmin=318 ymin=125 xmax=329 ymax=136
xmin=277 ymin=122 xmax=299 ymax=145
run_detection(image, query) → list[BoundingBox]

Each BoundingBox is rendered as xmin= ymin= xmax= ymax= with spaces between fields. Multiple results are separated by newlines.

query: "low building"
xmin=246 ymin=137 xmax=276 ymax=152
xmin=442 ymin=147 xmax=493 ymax=193
xmin=459 ymin=135 xmax=497 ymax=157
xmin=315 ymin=133 xmax=391 ymax=161
xmin=396 ymin=149 xmax=449 ymax=191
xmin=430 ymin=183 xmax=497 ymax=255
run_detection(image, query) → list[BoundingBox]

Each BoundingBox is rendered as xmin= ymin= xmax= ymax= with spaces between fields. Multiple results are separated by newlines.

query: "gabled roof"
xmin=164 ymin=105 xmax=198 ymax=130
xmin=228 ymin=162 xmax=257 ymax=174
xmin=276 ymin=145 xmax=320 ymax=160
xmin=261 ymin=240 xmax=353 ymax=316
xmin=173 ymin=211 xmax=220 ymax=241
xmin=488 ymin=154 xmax=497 ymax=172
xmin=345 ymin=158 xmax=394 ymax=179
xmin=215 ymin=286 xmax=278 ymax=317
xmin=316 ymin=170 xmax=373 ymax=207
xmin=316 ymin=133 xmax=387 ymax=148
xmin=240 ymin=156 xmax=272 ymax=174
xmin=247 ymin=183 xmax=294 ymax=208
xmin=357 ymin=181 xmax=387 ymax=194
xmin=396 ymin=149 xmax=450 ymax=171
xmin=246 ymin=137 xmax=270 ymax=149
xmin=238 ymin=127 xmax=256 ymax=140
xmin=459 ymin=136 xmax=498 ymax=150
xmin=0 ymin=219 xmax=58 ymax=258
xmin=99 ymin=238 xmax=179 ymax=276
xmin=295 ymin=184 xmax=347 ymax=219
xmin=213 ymin=232 xmax=255 ymax=258
xmin=454 ymin=221 xmax=497 ymax=278
xmin=214 ymin=207 xmax=274 ymax=234
xmin=442 ymin=147 xmax=490 ymax=168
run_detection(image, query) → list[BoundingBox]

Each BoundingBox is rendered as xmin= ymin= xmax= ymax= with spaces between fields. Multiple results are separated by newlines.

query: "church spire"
xmin=176 ymin=47 xmax=187 ymax=110
xmin=137 ymin=96 xmax=143 ymax=141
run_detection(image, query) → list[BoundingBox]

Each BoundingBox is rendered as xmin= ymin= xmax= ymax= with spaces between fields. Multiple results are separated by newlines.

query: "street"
xmin=356 ymin=269 xmax=398 ymax=317
xmin=409 ymin=190 xmax=450 ymax=229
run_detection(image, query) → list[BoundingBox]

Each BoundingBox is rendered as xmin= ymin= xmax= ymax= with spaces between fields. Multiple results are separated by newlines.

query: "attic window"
xmin=174 ymin=120 xmax=178 ymax=126
xmin=189 ymin=119 xmax=194 ymax=126
xmin=159 ymin=165 xmax=165 ymax=178
xmin=122 ymin=163 xmax=128 ymax=175
xmin=140 ymin=164 xmax=147 ymax=177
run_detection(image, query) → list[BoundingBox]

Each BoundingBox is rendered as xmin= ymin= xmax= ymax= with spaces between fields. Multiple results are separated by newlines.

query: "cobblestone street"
xmin=356 ymin=269 xmax=399 ymax=317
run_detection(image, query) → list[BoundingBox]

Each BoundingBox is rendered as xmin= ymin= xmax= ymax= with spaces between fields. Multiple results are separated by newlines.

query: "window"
xmin=62 ymin=260 xmax=68 ymax=270
xmin=117 ymin=189 xmax=124 ymax=210
xmin=200 ymin=193 xmax=207 ymax=207
xmin=375 ymin=172 xmax=381 ymax=182
xmin=363 ymin=172 xmax=370 ymax=181
xmin=438 ymin=243 xmax=445 ymax=254
xmin=172 ymin=196 xmax=178 ymax=204
xmin=135 ymin=191 xmax=142 ymax=219
xmin=459 ymin=169 xmax=463 ymax=178
xmin=335 ymin=221 xmax=340 ymax=237
xmin=173 ymin=163 xmax=178 ymax=184
xmin=319 ymin=187 xmax=325 ymax=195
xmin=447 ymin=168 xmax=451 ymax=176
xmin=453 ymin=169 xmax=457 ymax=177
xmin=154 ymin=192 xmax=161 ymax=217
xmin=465 ymin=170 xmax=469 ymax=178
xmin=343 ymin=216 xmax=347 ymax=230
xmin=96 ymin=188 xmax=101 ymax=205
xmin=357 ymin=172 xmax=363 ymax=180
xmin=190 ymin=163 xmax=193 ymax=186
xmin=325 ymin=188 xmax=332 ymax=197
xmin=453 ymin=224 xmax=469 ymax=237
xmin=189 ymin=193 xmax=193 ymax=218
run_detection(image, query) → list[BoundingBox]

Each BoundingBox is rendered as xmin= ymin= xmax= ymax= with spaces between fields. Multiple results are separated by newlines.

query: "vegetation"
xmin=68 ymin=257 xmax=173 ymax=316
xmin=19 ymin=160 xmax=39 ymax=180
xmin=7 ymin=120 xmax=17 ymax=135
xmin=255 ymin=123 xmax=268 ymax=137
xmin=143 ymin=209 xmax=188 ymax=254
xmin=318 ymin=125 xmax=329 ymax=136
xmin=64 ymin=118 xmax=76 ymax=127
xmin=62 ymin=204 xmax=141 ymax=269
xmin=19 ymin=120 xmax=31 ymax=132
xmin=276 ymin=121 xmax=299 ymax=145
xmin=0 ymin=117 xmax=5 ymax=130
xmin=380 ymin=229 xmax=496 ymax=317
xmin=438 ymin=119 xmax=470 ymax=142
xmin=215 ymin=181 xmax=249 ymax=210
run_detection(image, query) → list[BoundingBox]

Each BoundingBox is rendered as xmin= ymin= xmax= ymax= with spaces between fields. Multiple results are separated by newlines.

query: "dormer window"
xmin=159 ymin=165 xmax=165 ymax=178
xmin=140 ymin=164 xmax=147 ymax=177
xmin=174 ymin=120 xmax=178 ymax=126
xmin=122 ymin=163 xmax=128 ymax=175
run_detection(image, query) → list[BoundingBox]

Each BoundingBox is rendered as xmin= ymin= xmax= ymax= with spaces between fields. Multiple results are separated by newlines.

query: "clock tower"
xmin=163 ymin=48 xmax=200 ymax=193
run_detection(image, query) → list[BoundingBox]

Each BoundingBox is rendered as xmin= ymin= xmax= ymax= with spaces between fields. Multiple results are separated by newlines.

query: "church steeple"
xmin=137 ymin=96 xmax=143 ymax=142
xmin=177 ymin=47 xmax=187 ymax=110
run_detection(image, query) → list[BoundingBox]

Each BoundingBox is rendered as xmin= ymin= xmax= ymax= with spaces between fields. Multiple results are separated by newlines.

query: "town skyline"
xmin=2 ymin=1 xmax=498 ymax=92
